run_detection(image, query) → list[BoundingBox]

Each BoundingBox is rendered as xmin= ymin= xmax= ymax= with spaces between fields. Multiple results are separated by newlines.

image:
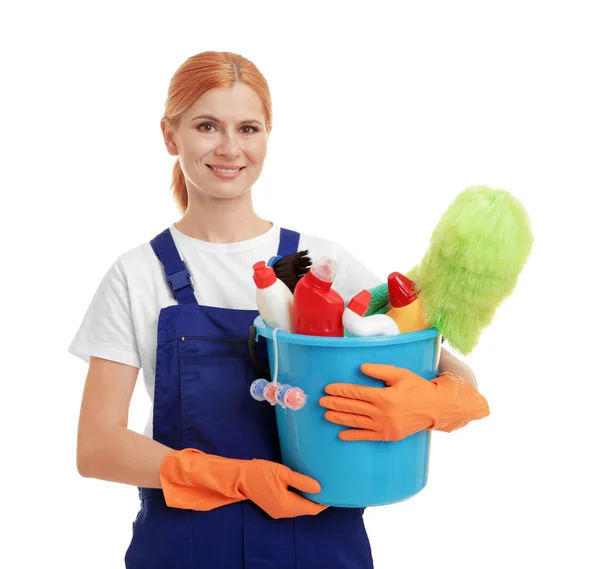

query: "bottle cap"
xmin=347 ymin=290 xmax=372 ymax=317
xmin=388 ymin=272 xmax=418 ymax=307
xmin=253 ymin=261 xmax=277 ymax=288
xmin=309 ymin=256 xmax=337 ymax=283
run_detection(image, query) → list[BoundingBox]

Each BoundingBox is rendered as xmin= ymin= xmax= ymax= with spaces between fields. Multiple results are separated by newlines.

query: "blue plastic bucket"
xmin=253 ymin=316 xmax=441 ymax=508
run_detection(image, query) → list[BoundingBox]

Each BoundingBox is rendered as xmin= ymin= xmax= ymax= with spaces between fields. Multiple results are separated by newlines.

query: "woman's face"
xmin=162 ymin=82 xmax=269 ymax=201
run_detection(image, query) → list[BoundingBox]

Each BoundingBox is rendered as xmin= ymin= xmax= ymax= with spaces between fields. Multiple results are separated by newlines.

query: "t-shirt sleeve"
xmin=334 ymin=244 xmax=385 ymax=304
xmin=299 ymin=233 xmax=385 ymax=304
xmin=68 ymin=258 xmax=142 ymax=368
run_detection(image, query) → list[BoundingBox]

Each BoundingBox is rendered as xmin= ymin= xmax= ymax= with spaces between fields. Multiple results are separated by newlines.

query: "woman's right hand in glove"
xmin=159 ymin=448 xmax=328 ymax=519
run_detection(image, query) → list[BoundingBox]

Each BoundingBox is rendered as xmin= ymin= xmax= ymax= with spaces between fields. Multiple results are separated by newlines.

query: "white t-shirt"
xmin=68 ymin=223 xmax=384 ymax=438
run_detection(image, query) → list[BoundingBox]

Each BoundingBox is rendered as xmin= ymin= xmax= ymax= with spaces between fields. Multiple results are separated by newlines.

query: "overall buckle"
xmin=166 ymin=266 xmax=194 ymax=293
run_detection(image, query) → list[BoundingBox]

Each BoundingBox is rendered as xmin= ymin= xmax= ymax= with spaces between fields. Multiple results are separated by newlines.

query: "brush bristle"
xmin=411 ymin=186 xmax=534 ymax=354
xmin=273 ymin=250 xmax=313 ymax=293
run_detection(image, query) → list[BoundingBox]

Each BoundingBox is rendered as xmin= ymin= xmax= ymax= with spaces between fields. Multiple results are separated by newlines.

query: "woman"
xmin=70 ymin=51 xmax=488 ymax=569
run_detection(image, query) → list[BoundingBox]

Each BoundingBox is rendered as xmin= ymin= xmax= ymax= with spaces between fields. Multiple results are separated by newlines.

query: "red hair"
xmin=162 ymin=52 xmax=273 ymax=213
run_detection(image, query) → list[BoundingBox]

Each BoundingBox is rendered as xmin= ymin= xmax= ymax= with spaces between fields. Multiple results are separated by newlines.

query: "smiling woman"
xmin=69 ymin=50 xmax=482 ymax=569
xmin=163 ymin=84 xmax=268 ymax=195
xmin=160 ymin=53 xmax=272 ymax=222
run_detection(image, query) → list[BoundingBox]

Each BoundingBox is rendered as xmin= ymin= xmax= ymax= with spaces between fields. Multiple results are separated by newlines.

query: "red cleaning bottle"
xmin=385 ymin=272 xmax=428 ymax=333
xmin=293 ymin=256 xmax=344 ymax=337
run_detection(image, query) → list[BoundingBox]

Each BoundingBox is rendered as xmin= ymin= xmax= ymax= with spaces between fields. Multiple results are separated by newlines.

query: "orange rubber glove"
xmin=319 ymin=364 xmax=490 ymax=442
xmin=159 ymin=448 xmax=328 ymax=519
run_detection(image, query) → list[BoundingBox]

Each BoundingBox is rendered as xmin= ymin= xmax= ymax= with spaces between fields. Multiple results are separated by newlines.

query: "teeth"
xmin=210 ymin=166 xmax=241 ymax=173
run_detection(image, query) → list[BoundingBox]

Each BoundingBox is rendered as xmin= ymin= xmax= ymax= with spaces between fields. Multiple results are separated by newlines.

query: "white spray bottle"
xmin=252 ymin=261 xmax=294 ymax=332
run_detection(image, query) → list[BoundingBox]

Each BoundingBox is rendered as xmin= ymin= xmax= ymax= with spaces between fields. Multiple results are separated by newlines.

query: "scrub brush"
xmin=269 ymin=250 xmax=313 ymax=294
xmin=366 ymin=186 xmax=533 ymax=354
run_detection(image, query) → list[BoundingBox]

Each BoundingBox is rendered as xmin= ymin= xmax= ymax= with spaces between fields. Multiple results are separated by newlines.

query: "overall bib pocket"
xmin=178 ymin=335 xmax=280 ymax=460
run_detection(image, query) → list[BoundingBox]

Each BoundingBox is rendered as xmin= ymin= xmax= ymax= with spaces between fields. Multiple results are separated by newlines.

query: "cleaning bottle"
xmin=385 ymin=272 xmax=429 ymax=333
xmin=343 ymin=290 xmax=399 ymax=336
xmin=253 ymin=261 xmax=294 ymax=332
xmin=293 ymin=256 xmax=344 ymax=337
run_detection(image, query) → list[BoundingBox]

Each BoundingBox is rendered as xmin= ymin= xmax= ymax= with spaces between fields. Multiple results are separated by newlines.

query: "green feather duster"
xmin=366 ymin=186 xmax=533 ymax=354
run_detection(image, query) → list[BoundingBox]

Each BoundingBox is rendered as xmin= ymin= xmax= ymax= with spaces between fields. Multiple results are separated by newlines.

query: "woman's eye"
xmin=198 ymin=123 xmax=258 ymax=134
xmin=198 ymin=123 xmax=215 ymax=132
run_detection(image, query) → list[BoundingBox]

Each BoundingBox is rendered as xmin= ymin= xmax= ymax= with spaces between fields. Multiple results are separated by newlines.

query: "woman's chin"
xmin=193 ymin=185 xmax=252 ymax=202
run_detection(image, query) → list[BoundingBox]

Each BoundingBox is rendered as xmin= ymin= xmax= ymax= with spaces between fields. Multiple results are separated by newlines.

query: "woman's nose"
xmin=215 ymin=132 xmax=241 ymax=157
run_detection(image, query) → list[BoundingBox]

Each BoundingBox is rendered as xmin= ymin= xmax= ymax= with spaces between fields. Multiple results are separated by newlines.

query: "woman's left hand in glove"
xmin=319 ymin=363 xmax=490 ymax=442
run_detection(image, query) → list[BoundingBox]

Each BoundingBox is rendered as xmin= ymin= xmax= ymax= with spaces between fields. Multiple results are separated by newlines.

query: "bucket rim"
xmin=253 ymin=316 xmax=439 ymax=347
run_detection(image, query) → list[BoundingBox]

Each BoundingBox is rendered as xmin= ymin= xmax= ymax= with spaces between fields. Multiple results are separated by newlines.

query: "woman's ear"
xmin=160 ymin=117 xmax=179 ymax=156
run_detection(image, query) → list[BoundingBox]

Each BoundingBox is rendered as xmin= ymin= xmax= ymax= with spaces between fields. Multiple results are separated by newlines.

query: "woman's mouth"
xmin=207 ymin=165 xmax=245 ymax=180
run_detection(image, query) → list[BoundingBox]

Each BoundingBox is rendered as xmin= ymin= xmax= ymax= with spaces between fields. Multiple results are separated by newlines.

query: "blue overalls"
xmin=124 ymin=227 xmax=374 ymax=569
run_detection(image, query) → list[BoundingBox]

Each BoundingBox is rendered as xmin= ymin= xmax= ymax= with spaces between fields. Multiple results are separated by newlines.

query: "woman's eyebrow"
xmin=192 ymin=114 xmax=262 ymax=125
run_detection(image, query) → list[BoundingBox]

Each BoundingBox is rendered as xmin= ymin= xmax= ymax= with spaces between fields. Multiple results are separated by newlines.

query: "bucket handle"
xmin=248 ymin=325 xmax=271 ymax=380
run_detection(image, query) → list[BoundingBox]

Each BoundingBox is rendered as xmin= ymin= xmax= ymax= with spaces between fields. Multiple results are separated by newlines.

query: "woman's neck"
xmin=174 ymin=190 xmax=272 ymax=244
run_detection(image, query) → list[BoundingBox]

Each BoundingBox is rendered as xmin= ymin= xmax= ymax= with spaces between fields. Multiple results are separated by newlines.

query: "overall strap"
xmin=276 ymin=228 xmax=300 ymax=258
xmin=150 ymin=228 xmax=198 ymax=305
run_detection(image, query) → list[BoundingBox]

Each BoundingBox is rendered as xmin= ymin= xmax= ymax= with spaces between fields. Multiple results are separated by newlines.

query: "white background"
xmin=1 ymin=1 xmax=599 ymax=568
